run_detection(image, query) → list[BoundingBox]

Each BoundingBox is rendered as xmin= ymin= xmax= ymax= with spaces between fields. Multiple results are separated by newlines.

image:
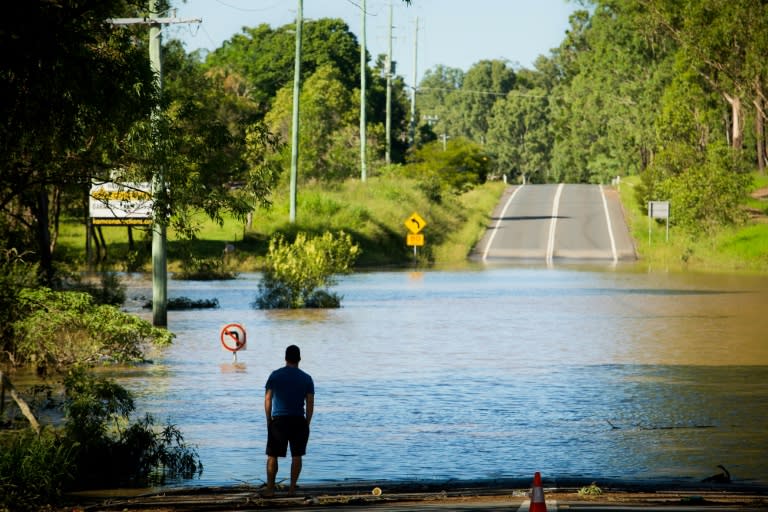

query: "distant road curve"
xmin=472 ymin=184 xmax=636 ymax=263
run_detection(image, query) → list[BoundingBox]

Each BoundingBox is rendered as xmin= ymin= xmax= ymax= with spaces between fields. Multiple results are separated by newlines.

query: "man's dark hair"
xmin=285 ymin=345 xmax=301 ymax=363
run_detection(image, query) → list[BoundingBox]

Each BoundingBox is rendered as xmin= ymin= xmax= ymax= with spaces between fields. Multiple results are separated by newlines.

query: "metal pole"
xmin=385 ymin=1 xmax=392 ymax=165
xmin=289 ymin=0 xmax=302 ymax=223
xmin=409 ymin=17 xmax=418 ymax=146
xmin=149 ymin=0 xmax=167 ymax=327
xmin=360 ymin=0 xmax=367 ymax=181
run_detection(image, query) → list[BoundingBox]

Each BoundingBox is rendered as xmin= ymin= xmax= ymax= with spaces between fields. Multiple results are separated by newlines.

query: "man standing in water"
xmin=264 ymin=345 xmax=314 ymax=496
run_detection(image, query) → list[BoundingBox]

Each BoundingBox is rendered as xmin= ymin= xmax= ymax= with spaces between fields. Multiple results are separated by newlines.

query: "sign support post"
xmin=648 ymin=201 xmax=670 ymax=244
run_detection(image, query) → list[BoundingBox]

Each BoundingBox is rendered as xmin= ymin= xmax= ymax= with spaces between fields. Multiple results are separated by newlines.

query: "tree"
xmin=405 ymin=138 xmax=492 ymax=200
xmin=547 ymin=1 xmax=678 ymax=184
xmin=416 ymin=65 xmax=464 ymax=144
xmin=266 ymin=65 xmax=359 ymax=181
xmin=205 ymin=19 xmax=362 ymax=116
xmin=642 ymin=0 xmax=768 ymax=154
xmin=445 ymin=60 xmax=516 ymax=145
xmin=487 ymin=87 xmax=552 ymax=183
xmin=0 ymin=0 xmax=157 ymax=283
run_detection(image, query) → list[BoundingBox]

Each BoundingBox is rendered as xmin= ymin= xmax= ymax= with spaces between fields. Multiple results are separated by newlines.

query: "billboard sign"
xmin=89 ymin=182 xmax=153 ymax=225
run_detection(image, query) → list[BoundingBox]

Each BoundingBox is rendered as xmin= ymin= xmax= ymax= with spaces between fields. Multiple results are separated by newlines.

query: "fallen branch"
xmin=0 ymin=370 xmax=41 ymax=434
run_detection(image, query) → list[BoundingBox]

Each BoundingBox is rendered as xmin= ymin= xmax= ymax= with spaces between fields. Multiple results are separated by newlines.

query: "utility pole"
xmin=109 ymin=1 xmax=201 ymax=327
xmin=409 ymin=17 xmax=418 ymax=147
xmin=360 ymin=0 xmax=368 ymax=182
xmin=385 ymin=1 xmax=393 ymax=165
xmin=289 ymin=0 xmax=302 ymax=223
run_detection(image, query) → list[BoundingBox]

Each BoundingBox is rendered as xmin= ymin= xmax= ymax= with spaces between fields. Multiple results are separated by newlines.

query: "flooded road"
xmin=116 ymin=266 xmax=768 ymax=489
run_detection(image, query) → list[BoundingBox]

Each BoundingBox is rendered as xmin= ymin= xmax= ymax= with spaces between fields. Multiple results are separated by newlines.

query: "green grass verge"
xmin=57 ymin=171 xmax=768 ymax=274
xmin=618 ymin=173 xmax=768 ymax=273
xmin=57 ymin=175 xmax=507 ymax=272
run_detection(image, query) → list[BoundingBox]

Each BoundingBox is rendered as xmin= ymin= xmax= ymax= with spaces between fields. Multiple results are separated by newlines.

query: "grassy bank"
xmin=617 ymin=173 xmax=768 ymax=274
xmin=57 ymin=176 xmax=506 ymax=272
xmin=57 ymin=172 xmax=767 ymax=274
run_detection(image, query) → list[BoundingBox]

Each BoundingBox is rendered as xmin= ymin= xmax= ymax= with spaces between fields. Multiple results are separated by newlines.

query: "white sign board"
xmin=647 ymin=201 xmax=670 ymax=242
xmin=648 ymin=201 xmax=670 ymax=219
xmin=89 ymin=182 xmax=153 ymax=225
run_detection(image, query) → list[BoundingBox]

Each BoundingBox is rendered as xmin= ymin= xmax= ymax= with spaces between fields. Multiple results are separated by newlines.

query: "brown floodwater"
xmin=12 ymin=265 xmax=768 ymax=490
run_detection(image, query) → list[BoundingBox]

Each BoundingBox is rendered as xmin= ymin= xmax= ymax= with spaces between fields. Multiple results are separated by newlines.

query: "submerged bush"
xmin=255 ymin=231 xmax=360 ymax=309
xmin=10 ymin=287 xmax=173 ymax=374
xmin=63 ymin=369 xmax=202 ymax=488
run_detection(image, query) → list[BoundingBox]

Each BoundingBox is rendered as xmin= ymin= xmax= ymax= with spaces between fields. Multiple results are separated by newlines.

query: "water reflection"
xmin=116 ymin=268 xmax=768 ymax=488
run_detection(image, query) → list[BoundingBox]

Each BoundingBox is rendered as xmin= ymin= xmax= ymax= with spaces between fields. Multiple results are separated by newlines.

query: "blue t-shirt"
xmin=265 ymin=366 xmax=314 ymax=417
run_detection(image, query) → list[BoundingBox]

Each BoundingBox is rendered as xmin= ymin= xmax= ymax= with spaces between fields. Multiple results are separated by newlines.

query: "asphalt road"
xmin=474 ymin=184 xmax=636 ymax=263
xmin=67 ymin=485 xmax=768 ymax=511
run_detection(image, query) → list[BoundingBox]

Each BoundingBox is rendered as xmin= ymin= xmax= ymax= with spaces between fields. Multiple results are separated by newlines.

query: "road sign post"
xmin=404 ymin=212 xmax=426 ymax=258
xmin=648 ymin=201 xmax=670 ymax=243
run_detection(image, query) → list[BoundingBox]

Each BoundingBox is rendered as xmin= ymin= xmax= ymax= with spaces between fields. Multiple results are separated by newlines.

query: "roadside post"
xmin=404 ymin=211 xmax=427 ymax=259
xmin=648 ymin=200 xmax=670 ymax=243
xmin=220 ymin=323 xmax=247 ymax=363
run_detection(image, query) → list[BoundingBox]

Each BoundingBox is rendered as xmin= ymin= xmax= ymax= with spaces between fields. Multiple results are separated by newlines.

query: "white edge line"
xmin=482 ymin=184 xmax=524 ymax=262
xmin=546 ymin=183 xmax=564 ymax=266
xmin=600 ymin=184 xmax=618 ymax=264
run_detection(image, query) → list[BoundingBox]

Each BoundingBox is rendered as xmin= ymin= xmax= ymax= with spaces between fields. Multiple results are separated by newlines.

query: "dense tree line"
xmin=414 ymin=0 xmax=765 ymax=232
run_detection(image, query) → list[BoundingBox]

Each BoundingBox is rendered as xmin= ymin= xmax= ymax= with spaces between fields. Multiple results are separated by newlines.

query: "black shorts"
xmin=266 ymin=416 xmax=310 ymax=457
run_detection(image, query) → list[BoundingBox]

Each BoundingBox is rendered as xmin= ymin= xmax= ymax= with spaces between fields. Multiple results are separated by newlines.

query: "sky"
xmin=167 ymin=0 xmax=580 ymax=87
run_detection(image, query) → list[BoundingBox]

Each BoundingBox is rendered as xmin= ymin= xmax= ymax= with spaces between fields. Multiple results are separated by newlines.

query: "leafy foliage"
xmin=0 ymin=250 xmax=38 ymax=358
xmin=255 ymin=231 xmax=360 ymax=309
xmin=62 ymin=368 xmax=202 ymax=488
xmin=10 ymin=288 xmax=173 ymax=374
xmin=0 ymin=429 xmax=77 ymax=511
xmin=405 ymin=138 xmax=491 ymax=199
xmin=0 ymin=0 xmax=158 ymax=283
xmin=642 ymin=142 xmax=751 ymax=233
xmin=487 ymin=88 xmax=552 ymax=183
xmin=0 ymin=368 xmax=202 ymax=511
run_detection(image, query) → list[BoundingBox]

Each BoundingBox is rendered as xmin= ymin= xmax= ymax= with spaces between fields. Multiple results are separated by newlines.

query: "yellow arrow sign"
xmin=405 ymin=212 xmax=427 ymax=234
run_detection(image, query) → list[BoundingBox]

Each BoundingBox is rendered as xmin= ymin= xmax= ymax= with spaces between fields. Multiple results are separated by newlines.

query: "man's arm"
xmin=264 ymin=388 xmax=273 ymax=424
xmin=305 ymin=393 xmax=314 ymax=425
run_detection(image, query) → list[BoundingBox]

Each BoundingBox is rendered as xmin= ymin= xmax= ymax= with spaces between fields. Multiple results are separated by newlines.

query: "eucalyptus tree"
xmin=642 ymin=0 xmax=768 ymax=158
xmin=416 ymin=65 xmax=464 ymax=145
xmin=265 ymin=65 xmax=359 ymax=181
xmin=205 ymin=18 xmax=362 ymax=116
xmin=445 ymin=60 xmax=516 ymax=145
xmin=549 ymin=1 xmax=674 ymax=184
xmin=487 ymin=87 xmax=552 ymax=183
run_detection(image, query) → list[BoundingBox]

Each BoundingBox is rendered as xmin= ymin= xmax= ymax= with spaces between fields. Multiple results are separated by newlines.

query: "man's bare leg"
xmin=289 ymin=456 xmax=302 ymax=495
xmin=265 ymin=456 xmax=278 ymax=496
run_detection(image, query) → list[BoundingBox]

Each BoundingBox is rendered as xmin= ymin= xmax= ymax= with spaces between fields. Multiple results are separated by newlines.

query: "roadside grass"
xmin=57 ymin=175 xmax=506 ymax=272
xmin=618 ymin=173 xmax=768 ymax=273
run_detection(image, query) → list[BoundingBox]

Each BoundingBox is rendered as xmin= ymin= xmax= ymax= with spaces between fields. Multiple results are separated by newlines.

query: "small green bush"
xmin=255 ymin=231 xmax=360 ymax=309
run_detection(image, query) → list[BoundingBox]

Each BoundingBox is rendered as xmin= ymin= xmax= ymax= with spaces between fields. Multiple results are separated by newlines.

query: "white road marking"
xmin=545 ymin=183 xmax=564 ymax=266
xmin=482 ymin=185 xmax=525 ymax=262
xmin=600 ymin=184 xmax=618 ymax=263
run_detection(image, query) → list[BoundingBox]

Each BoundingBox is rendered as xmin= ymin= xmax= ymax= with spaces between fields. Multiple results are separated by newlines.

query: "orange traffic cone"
xmin=529 ymin=472 xmax=547 ymax=512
